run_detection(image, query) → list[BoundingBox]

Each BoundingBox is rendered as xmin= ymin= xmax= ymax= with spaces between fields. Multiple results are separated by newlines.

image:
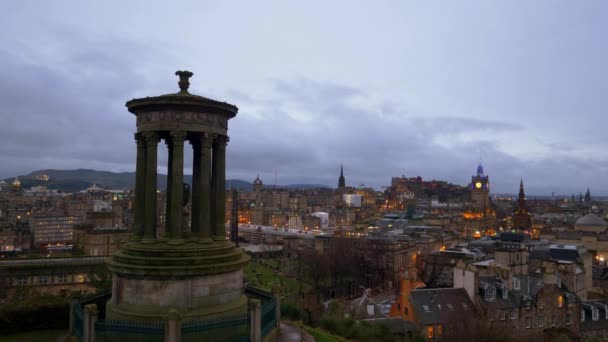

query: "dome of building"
xmin=253 ymin=175 xmax=263 ymax=186
xmin=12 ymin=177 xmax=21 ymax=187
xmin=575 ymin=213 xmax=607 ymax=227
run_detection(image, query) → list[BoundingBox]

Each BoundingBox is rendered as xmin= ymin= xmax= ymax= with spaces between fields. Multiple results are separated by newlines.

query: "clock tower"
xmin=470 ymin=164 xmax=490 ymax=213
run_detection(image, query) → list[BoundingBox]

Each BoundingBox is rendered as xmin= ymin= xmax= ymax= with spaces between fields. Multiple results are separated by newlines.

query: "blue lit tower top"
xmin=477 ymin=163 xmax=484 ymax=177
xmin=470 ymin=163 xmax=490 ymax=213
xmin=471 ymin=163 xmax=489 ymax=191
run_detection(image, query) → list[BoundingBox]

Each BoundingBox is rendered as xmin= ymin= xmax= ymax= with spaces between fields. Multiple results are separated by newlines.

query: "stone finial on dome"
xmin=175 ymin=70 xmax=194 ymax=93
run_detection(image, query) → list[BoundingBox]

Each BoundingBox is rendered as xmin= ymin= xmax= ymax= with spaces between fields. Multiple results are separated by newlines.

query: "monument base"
xmin=106 ymin=239 xmax=250 ymax=322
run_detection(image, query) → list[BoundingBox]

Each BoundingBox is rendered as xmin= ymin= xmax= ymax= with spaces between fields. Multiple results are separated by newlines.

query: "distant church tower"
xmin=470 ymin=164 xmax=490 ymax=213
xmin=338 ymin=164 xmax=346 ymax=189
xmin=513 ymin=179 xmax=531 ymax=231
xmin=585 ymin=188 xmax=591 ymax=202
xmin=253 ymin=175 xmax=263 ymax=192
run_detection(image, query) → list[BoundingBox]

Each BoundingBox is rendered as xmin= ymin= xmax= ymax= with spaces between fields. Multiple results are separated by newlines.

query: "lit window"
xmin=581 ymin=309 xmax=585 ymax=322
xmin=427 ymin=326 xmax=434 ymax=340
xmin=525 ymin=317 xmax=531 ymax=329
xmin=513 ymin=277 xmax=520 ymax=290
xmin=557 ymin=295 xmax=564 ymax=308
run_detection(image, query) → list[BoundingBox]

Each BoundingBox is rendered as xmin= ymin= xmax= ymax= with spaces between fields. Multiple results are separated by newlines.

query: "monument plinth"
xmin=106 ymin=71 xmax=250 ymax=322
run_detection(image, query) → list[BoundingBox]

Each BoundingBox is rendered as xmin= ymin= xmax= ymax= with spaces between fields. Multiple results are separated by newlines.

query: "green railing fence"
xmin=182 ymin=313 xmax=249 ymax=342
xmin=71 ymin=286 xmax=279 ymax=341
xmin=95 ymin=319 xmax=164 ymax=342
xmin=261 ymin=297 xmax=277 ymax=338
xmin=73 ymin=303 xmax=84 ymax=342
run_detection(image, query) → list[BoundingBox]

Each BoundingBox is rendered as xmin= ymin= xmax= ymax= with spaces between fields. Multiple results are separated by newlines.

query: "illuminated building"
xmin=470 ymin=164 xmax=490 ymax=212
xmin=462 ymin=164 xmax=496 ymax=237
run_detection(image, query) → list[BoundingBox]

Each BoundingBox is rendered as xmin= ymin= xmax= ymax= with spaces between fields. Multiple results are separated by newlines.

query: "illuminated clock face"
xmin=475 ymin=182 xmax=482 ymax=189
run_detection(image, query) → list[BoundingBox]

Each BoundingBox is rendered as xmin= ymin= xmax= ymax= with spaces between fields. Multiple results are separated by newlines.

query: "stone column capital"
xmin=169 ymin=131 xmax=187 ymax=145
xmin=201 ymin=133 xmax=214 ymax=148
xmin=190 ymin=133 xmax=214 ymax=149
xmin=213 ymin=135 xmax=229 ymax=149
xmin=142 ymin=131 xmax=161 ymax=144
xmin=134 ymin=133 xmax=146 ymax=145
xmin=248 ymin=298 xmax=261 ymax=310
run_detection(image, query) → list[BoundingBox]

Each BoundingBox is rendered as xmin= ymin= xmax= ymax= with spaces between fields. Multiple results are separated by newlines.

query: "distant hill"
xmin=3 ymin=169 xmax=328 ymax=192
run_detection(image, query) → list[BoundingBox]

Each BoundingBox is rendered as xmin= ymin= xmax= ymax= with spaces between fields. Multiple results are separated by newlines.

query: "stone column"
xmin=168 ymin=131 xmax=186 ymax=242
xmin=68 ymin=296 xmax=80 ymax=337
xmin=249 ymin=299 xmax=261 ymax=342
xmin=191 ymin=133 xmax=213 ymax=242
xmin=164 ymin=309 xmax=182 ymax=342
xmin=84 ymin=304 xmax=98 ymax=342
xmin=142 ymin=131 xmax=159 ymax=242
xmin=165 ymin=136 xmax=173 ymax=238
xmin=190 ymin=136 xmax=201 ymax=237
xmin=212 ymin=135 xmax=228 ymax=241
xmin=133 ymin=133 xmax=146 ymax=241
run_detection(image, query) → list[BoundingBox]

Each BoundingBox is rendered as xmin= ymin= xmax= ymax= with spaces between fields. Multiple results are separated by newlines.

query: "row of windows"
xmin=13 ymin=274 xmax=85 ymax=286
xmin=524 ymin=314 xmax=572 ymax=328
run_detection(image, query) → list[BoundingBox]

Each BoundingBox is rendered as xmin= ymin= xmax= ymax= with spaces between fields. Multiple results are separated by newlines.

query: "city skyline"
xmin=1 ymin=1 xmax=607 ymax=194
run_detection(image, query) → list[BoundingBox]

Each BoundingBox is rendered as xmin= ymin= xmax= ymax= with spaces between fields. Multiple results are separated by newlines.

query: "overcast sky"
xmin=1 ymin=1 xmax=606 ymax=195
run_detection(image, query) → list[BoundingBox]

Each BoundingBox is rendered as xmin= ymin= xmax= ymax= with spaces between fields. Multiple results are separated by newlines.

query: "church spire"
xmin=338 ymin=164 xmax=346 ymax=189
xmin=519 ymin=179 xmax=525 ymax=200
xmin=585 ymin=188 xmax=591 ymax=202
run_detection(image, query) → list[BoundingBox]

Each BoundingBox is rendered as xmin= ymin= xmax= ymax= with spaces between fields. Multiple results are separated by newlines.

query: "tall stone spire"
xmin=585 ymin=188 xmax=591 ymax=202
xmin=338 ymin=164 xmax=346 ymax=189
xmin=513 ymin=179 xmax=531 ymax=231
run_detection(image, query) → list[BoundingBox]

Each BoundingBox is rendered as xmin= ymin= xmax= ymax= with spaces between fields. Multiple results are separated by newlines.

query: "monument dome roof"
xmin=575 ymin=213 xmax=607 ymax=227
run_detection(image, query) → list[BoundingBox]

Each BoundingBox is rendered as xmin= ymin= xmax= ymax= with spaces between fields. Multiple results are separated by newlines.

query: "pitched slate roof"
xmin=409 ymin=288 xmax=476 ymax=326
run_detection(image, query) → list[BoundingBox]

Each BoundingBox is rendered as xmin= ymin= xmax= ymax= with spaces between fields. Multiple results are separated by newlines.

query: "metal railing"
xmin=95 ymin=319 xmax=164 ymax=342
xmin=182 ymin=313 xmax=249 ymax=342
xmin=71 ymin=286 xmax=278 ymax=342
xmin=73 ymin=303 xmax=84 ymax=342
xmin=261 ymin=297 xmax=277 ymax=338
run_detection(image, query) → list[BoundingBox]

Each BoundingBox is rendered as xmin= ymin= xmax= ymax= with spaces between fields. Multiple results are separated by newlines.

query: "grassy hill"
xmin=4 ymin=169 xmax=329 ymax=192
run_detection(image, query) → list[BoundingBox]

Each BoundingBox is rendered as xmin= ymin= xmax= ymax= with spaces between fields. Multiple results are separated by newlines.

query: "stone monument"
xmin=106 ymin=71 xmax=250 ymax=322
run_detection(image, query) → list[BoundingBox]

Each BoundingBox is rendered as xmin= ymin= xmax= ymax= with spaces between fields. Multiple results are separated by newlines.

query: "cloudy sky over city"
xmin=1 ymin=1 xmax=606 ymax=194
